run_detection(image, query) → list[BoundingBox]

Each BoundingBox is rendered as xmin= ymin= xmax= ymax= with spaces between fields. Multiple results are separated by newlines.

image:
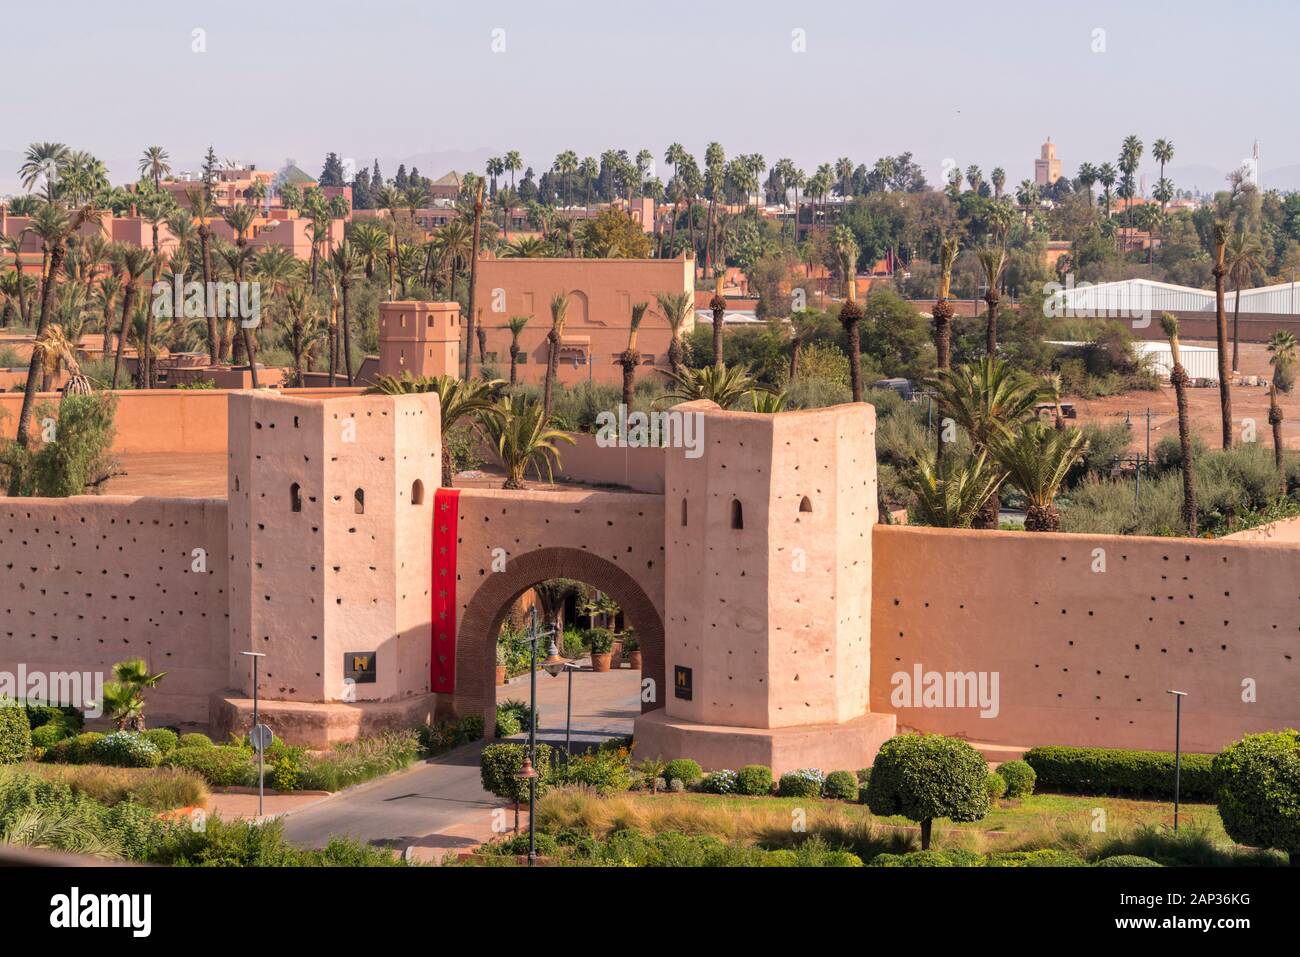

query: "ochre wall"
xmin=871 ymin=525 xmax=1300 ymax=753
xmin=0 ymin=496 xmax=229 ymax=726
xmin=0 ymin=388 xmax=364 ymax=455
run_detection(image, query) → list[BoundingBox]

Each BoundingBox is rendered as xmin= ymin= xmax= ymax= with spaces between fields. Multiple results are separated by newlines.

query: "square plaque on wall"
xmin=674 ymin=665 xmax=692 ymax=701
xmin=344 ymin=651 xmax=377 ymax=684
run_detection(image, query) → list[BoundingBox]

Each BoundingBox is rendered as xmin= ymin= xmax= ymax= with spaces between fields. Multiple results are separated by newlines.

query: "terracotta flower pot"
xmin=627 ymin=650 xmax=642 ymax=670
xmin=590 ymin=652 xmax=612 ymax=673
xmin=496 ymin=665 xmax=507 ymax=685
xmin=610 ymin=640 xmax=623 ymax=664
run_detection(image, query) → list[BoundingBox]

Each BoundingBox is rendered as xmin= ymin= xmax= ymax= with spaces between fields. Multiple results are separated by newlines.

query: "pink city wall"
xmin=871 ymin=525 xmax=1300 ymax=754
xmin=0 ymin=496 xmax=229 ymax=726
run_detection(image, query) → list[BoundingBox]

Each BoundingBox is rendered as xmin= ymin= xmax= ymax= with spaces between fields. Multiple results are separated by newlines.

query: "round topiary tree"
xmin=0 ymin=697 xmax=32 ymax=764
xmin=995 ymin=759 xmax=1036 ymax=799
xmin=866 ymin=734 xmax=991 ymax=849
xmin=1212 ymin=729 xmax=1300 ymax=865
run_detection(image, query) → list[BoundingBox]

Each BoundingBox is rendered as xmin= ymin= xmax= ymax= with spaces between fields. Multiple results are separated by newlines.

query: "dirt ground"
xmin=1069 ymin=341 xmax=1297 ymax=455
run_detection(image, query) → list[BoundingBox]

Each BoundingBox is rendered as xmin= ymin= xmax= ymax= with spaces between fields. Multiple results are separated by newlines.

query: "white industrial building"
xmin=1048 ymin=277 xmax=1300 ymax=318
xmin=1132 ymin=341 xmax=1219 ymax=381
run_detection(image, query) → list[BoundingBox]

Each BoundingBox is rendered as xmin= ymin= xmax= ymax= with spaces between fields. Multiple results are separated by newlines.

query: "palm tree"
xmin=366 ymin=373 xmax=502 ymax=485
xmin=0 ymin=236 xmax=30 ymax=325
xmin=993 ymin=422 xmax=1089 ymax=531
xmin=901 ymin=450 xmax=1007 ymax=529
xmin=1211 ymin=222 xmax=1233 ymax=447
xmin=620 ymin=302 xmax=648 ymax=411
xmin=749 ymin=388 xmax=789 ymax=413
xmin=479 ymin=394 xmax=575 ymax=490
xmin=709 ymin=271 xmax=728 ymax=371
xmin=976 ymin=244 xmax=1008 ymax=356
xmin=932 ymin=234 xmax=961 ymax=450
xmin=1152 ymin=138 xmax=1175 ymax=221
xmin=329 ymin=241 xmax=361 ymax=385
xmin=98 ymin=658 xmax=166 ymax=732
xmin=659 ymin=364 xmax=764 ymax=410
xmin=543 ymin=293 xmax=568 ymax=422
xmin=832 ymin=226 xmax=864 ymax=400
xmin=1097 ymin=163 xmax=1117 ymax=219
xmin=351 ymin=222 xmax=389 ymax=280
xmin=502 ymin=236 xmax=550 ymax=258
xmin=279 ymin=287 xmax=317 ymax=387
xmin=930 ymin=357 xmax=1041 ymax=528
xmin=1267 ymin=330 xmax=1296 ymax=481
xmin=1162 ymin=313 xmax=1198 ymax=535
xmin=991 ymin=167 xmax=1006 ymax=200
xmin=111 ymin=246 xmax=154 ymax=389
xmin=1226 ymin=229 xmax=1265 ymax=374
xmin=1076 ymin=162 xmax=1098 ymax=204
xmin=464 ymin=181 xmax=485 ymax=380
xmin=19 ymin=142 xmax=69 ymax=203
xmin=505 ymin=315 xmax=530 ymax=386
xmin=184 ymin=188 xmax=219 ymax=364
xmin=655 ymin=290 xmax=692 ymax=376
xmin=31 ymin=324 xmax=81 ymax=393
xmin=138 ymin=146 xmax=170 ymax=189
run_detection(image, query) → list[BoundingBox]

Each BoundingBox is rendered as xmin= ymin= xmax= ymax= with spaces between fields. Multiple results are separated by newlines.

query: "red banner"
xmin=431 ymin=488 xmax=460 ymax=694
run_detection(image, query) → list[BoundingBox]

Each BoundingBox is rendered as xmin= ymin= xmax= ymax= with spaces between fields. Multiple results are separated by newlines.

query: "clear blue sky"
xmin=5 ymin=0 xmax=1297 ymax=189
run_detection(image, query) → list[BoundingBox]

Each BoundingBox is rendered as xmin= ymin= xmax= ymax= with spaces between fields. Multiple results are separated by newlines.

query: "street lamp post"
xmin=239 ymin=651 xmax=267 ymax=818
xmin=542 ymin=638 xmax=577 ymax=760
xmin=515 ymin=608 xmax=554 ymax=866
xmin=1167 ymin=689 xmax=1187 ymax=832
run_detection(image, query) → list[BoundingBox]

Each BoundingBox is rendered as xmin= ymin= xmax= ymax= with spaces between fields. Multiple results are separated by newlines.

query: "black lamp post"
xmin=542 ymin=639 xmax=577 ymax=760
xmin=515 ymin=608 xmax=554 ymax=866
xmin=1167 ymin=689 xmax=1187 ymax=832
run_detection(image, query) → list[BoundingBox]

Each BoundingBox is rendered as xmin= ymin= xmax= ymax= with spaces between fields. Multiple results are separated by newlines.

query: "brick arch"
xmin=452 ymin=546 xmax=664 ymax=737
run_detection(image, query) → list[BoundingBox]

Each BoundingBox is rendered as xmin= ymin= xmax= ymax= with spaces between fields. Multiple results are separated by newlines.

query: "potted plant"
xmin=586 ymin=627 xmax=615 ymax=673
xmin=621 ymin=628 xmax=641 ymax=669
xmin=495 ymin=642 xmax=508 ymax=685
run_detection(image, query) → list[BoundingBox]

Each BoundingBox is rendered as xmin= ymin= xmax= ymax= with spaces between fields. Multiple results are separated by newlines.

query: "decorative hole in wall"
xmin=354 ymin=489 xmax=365 ymax=515
xmin=290 ymin=483 xmax=302 ymax=513
xmin=799 ymin=496 xmax=812 ymax=514
xmin=411 ymin=480 xmax=425 ymax=505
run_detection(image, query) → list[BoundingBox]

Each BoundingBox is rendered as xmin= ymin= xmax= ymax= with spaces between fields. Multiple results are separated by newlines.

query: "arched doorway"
xmin=454 ymin=546 xmax=665 ymax=738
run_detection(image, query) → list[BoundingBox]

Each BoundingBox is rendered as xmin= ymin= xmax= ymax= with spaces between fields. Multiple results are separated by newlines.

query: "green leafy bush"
xmin=871 ymin=849 xmax=983 ymax=867
xmin=1024 ymin=745 xmax=1215 ymax=800
xmin=419 ymin=715 xmax=484 ymax=755
xmin=494 ymin=709 xmax=522 ymax=738
xmin=163 ymin=745 xmax=254 ymax=787
xmin=141 ymin=728 xmax=179 ymax=755
xmin=866 ymin=735 xmax=990 ymax=847
xmin=1212 ymin=730 xmax=1300 ymax=864
xmin=0 ymin=699 xmax=31 ymax=764
xmin=1096 ymin=855 xmax=1162 ymax=867
xmin=30 ymin=723 xmax=67 ymax=749
xmin=985 ymin=849 xmax=1086 ymax=867
xmin=496 ymin=699 xmax=538 ymax=735
xmin=701 ymin=769 xmax=738 ymax=794
xmin=663 ymin=758 xmax=703 ymax=786
xmin=584 ymin=627 xmax=615 ymax=655
xmin=560 ymin=747 xmax=632 ymax=794
xmin=90 ymin=732 xmax=161 ymax=768
xmin=22 ymin=702 xmax=84 ymax=733
xmin=996 ymin=759 xmax=1036 ymax=798
xmin=49 ymin=731 xmax=104 ymax=764
xmin=735 ymin=764 xmax=773 ymax=796
xmin=480 ymin=743 xmax=556 ymax=803
xmin=823 ymin=770 xmax=858 ymax=801
xmin=778 ymin=768 xmax=825 ymax=798
xmin=178 ymin=733 xmax=213 ymax=749
xmin=985 ymin=772 xmax=1007 ymax=802
xmin=297 ymin=732 xmax=420 ymax=792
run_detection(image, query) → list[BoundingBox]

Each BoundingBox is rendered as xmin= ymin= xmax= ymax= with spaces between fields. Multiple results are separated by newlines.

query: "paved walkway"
xmin=252 ymin=668 xmax=642 ymax=861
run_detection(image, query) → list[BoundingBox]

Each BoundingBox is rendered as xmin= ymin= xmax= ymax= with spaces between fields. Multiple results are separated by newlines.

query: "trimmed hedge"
xmin=1024 ymin=746 xmax=1215 ymax=800
xmin=480 ymin=743 xmax=556 ymax=803
xmin=778 ymin=768 xmax=825 ymax=798
xmin=141 ymin=728 xmax=179 ymax=755
xmin=823 ymin=770 xmax=858 ymax=801
xmin=178 ymin=733 xmax=214 ymax=749
xmin=91 ymin=732 xmax=162 ymax=768
xmin=663 ymin=758 xmax=702 ymax=786
xmin=1097 ymin=855 xmax=1163 ymax=867
xmin=22 ymin=702 xmax=84 ymax=733
xmin=735 ymin=765 xmax=773 ymax=796
xmin=0 ymin=699 xmax=32 ymax=764
xmin=985 ymin=772 xmax=1007 ymax=802
xmin=49 ymin=731 xmax=104 ymax=764
xmin=996 ymin=759 xmax=1036 ymax=798
xmin=163 ymin=745 xmax=255 ymax=787
xmin=1212 ymin=730 xmax=1300 ymax=861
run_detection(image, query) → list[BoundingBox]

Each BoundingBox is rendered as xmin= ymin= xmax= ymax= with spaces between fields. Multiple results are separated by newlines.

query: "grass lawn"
xmin=527 ymin=787 xmax=1284 ymax=865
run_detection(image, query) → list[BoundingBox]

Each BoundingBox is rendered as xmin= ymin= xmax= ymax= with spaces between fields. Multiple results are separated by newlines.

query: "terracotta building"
xmin=471 ymin=255 xmax=696 ymax=386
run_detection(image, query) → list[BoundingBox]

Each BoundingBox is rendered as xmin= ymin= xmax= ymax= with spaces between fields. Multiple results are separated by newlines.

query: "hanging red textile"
xmin=431 ymin=488 xmax=460 ymax=693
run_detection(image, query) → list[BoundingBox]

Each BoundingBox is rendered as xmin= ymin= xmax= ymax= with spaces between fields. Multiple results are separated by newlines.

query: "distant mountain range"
xmin=0 ymin=147 xmax=500 ymax=199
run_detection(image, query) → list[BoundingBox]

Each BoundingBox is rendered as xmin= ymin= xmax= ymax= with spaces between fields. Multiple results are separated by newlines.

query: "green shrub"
xmin=49 ymin=731 xmax=104 ymax=764
xmin=996 ymin=759 xmax=1036 ymax=798
xmin=480 ymin=743 xmax=556 ymax=803
xmin=1096 ymin=855 xmax=1162 ymax=867
xmin=985 ymin=772 xmax=1007 ymax=802
xmin=823 ymin=770 xmax=858 ymax=801
xmin=561 ymin=748 xmax=633 ymax=794
xmin=757 ymin=848 xmax=798 ymax=866
xmin=141 ymin=728 xmax=179 ymax=755
xmin=178 ymin=732 xmax=213 ymax=749
xmin=496 ymin=699 xmax=537 ymax=735
xmin=163 ymin=745 xmax=254 ymax=787
xmin=271 ymin=756 xmax=301 ymax=791
xmin=735 ymin=764 xmax=773 ymax=796
xmin=778 ymin=768 xmax=825 ymax=798
xmin=985 ymin=849 xmax=1086 ymax=867
xmin=460 ymin=714 xmax=486 ymax=741
xmin=30 ymin=722 xmax=67 ymax=750
xmin=1024 ymin=745 xmax=1215 ymax=800
xmin=584 ymin=627 xmax=615 ymax=654
xmin=494 ymin=709 xmax=522 ymax=738
xmin=663 ymin=758 xmax=703 ymax=786
xmin=871 ymin=849 xmax=981 ymax=867
xmin=297 ymin=732 xmax=420 ymax=792
xmin=419 ymin=715 xmax=483 ymax=755
xmin=22 ymin=702 xmax=84 ymax=733
xmin=1212 ymin=729 xmax=1300 ymax=863
xmin=866 ymin=735 xmax=990 ymax=847
xmin=701 ymin=769 xmax=738 ymax=794
xmin=488 ymin=831 xmax=561 ymax=858
xmin=90 ymin=732 xmax=161 ymax=768
xmin=0 ymin=699 xmax=31 ymax=764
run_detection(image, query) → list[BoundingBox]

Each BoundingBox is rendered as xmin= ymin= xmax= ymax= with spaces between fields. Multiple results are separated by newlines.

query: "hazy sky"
xmin=5 ymin=0 xmax=1297 ymax=189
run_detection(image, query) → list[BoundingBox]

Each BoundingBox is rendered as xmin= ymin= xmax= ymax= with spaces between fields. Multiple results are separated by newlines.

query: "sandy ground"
xmin=1063 ymin=341 xmax=1296 ymax=454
